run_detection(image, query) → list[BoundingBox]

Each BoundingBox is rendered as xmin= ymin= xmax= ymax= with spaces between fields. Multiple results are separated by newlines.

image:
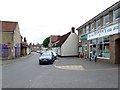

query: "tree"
xmin=42 ymin=37 xmax=50 ymax=48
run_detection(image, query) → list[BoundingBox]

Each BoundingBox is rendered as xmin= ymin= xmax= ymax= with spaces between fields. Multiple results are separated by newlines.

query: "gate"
xmin=0 ymin=44 xmax=9 ymax=58
xmin=15 ymin=44 xmax=20 ymax=57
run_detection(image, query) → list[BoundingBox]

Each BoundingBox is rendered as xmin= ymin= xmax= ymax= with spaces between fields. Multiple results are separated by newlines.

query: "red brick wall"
xmin=110 ymin=33 xmax=120 ymax=64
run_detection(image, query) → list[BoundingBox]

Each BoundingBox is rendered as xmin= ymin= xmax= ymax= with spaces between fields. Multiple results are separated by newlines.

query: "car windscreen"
xmin=42 ymin=53 xmax=51 ymax=56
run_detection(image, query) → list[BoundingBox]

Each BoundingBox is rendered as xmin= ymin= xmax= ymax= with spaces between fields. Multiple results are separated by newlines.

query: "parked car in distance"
xmin=36 ymin=50 xmax=41 ymax=53
xmin=37 ymin=50 xmax=45 ymax=55
xmin=47 ymin=50 xmax=57 ymax=60
xmin=41 ymin=50 xmax=45 ymax=54
xmin=39 ymin=52 xmax=54 ymax=65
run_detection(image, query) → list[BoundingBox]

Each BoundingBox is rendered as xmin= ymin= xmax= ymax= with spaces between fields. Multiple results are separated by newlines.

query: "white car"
xmin=47 ymin=50 xmax=57 ymax=60
xmin=36 ymin=50 xmax=41 ymax=53
xmin=39 ymin=52 xmax=54 ymax=65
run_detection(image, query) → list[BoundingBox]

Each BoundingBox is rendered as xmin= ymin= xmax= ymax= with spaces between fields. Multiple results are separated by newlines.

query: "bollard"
xmin=95 ymin=56 xmax=97 ymax=62
xmin=89 ymin=56 xmax=91 ymax=61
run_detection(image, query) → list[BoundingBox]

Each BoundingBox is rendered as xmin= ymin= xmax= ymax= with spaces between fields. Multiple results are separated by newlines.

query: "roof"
xmin=50 ymin=35 xmax=60 ymax=43
xmin=0 ymin=21 xmax=18 ymax=32
xmin=76 ymin=1 xmax=120 ymax=30
xmin=55 ymin=32 xmax=71 ymax=47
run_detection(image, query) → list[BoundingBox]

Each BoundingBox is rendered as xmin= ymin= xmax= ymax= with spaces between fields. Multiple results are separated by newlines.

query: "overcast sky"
xmin=0 ymin=0 xmax=119 ymax=44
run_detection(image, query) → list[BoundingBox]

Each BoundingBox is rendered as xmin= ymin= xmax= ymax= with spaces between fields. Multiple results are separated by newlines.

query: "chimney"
xmin=71 ymin=27 xmax=75 ymax=33
xmin=21 ymin=36 xmax=23 ymax=42
xmin=24 ymin=37 xmax=27 ymax=42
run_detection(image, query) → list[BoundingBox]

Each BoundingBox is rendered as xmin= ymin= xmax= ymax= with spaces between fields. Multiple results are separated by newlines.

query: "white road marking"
xmin=54 ymin=65 xmax=85 ymax=71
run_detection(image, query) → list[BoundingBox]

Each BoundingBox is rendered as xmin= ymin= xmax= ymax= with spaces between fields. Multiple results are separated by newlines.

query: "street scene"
xmin=2 ymin=52 xmax=118 ymax=88
xmin=0 ymin=0 xmax=120 ymax=89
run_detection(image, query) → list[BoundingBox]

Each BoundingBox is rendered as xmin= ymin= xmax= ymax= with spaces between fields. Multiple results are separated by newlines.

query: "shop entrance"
xmin=115 ymin=38 xmax=120 ymax=64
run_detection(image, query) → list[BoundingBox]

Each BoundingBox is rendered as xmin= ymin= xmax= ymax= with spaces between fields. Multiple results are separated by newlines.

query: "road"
xmin=2 ymin=52 xmax=118 ymax=88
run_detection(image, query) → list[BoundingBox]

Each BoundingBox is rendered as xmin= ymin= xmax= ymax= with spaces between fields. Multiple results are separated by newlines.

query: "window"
xmin=89 ymin=39 xmax=96 ymax=57
xmin=98 ymin=36 xmax=110 ymax=58
xmin=96 ymin=19 xmax=101 ymax=29
xmin=86 ymin=25 xmax=89 ymax=33
xmin=83 ymin=45 xmax=87 ymax=51
xmin=103 ymin=15 xmax=109 ymax=25
xmin=79 ymin=30 xmax=82 ymax=35
xmin=82 ymin=42 xmax=87 ymax=52
xmin=90 ymin=22 xmax=94 ymax=32
xmin=82 ymin=28 xmax=86 ymax=34
xmin=113 ymin=8 xmax=120 ymax=21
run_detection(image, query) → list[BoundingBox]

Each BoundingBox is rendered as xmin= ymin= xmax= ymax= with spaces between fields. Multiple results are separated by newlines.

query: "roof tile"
xmin=0 ymin=21 xmax=18 ymax=32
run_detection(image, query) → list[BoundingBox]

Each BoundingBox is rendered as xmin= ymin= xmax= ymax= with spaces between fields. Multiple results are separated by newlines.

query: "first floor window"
xmin=114 ymin=8 xmax=120 ymax=21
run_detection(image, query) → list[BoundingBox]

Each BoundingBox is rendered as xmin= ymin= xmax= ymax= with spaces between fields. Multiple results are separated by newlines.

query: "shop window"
xmin=90 ymin=39 xmax=96 ymax=44
xmin=113 ymin=8 xmax=120 ymax=21
xmin=103 ymin=15 xmax=110 ymax=25
xmin=89 ymin=39 xmax=96 ymax=57
xmin=98 ymin=36 xmax=110 ymax=58
xmin=83 ymin=46 xmax=87 ymax=51
xmin=82 ymin=42 xmax=87 ymax=52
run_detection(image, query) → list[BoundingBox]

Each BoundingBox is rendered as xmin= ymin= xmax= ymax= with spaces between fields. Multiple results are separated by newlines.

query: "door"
xmin=115 ymin=38 xmax=120 ymax=64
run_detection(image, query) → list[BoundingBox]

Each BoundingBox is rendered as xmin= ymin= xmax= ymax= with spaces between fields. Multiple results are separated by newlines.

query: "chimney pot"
xmin=71 ymin=27 xmax=75 ymax=33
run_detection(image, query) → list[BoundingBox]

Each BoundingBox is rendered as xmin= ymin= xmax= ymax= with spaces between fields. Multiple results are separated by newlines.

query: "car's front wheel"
xmin=39 ymin=60 xmax=42 ymax=65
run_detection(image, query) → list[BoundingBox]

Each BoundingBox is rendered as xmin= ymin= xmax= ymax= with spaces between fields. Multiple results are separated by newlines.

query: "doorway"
xmin=115 ymin=38 xmax=120 ymax=64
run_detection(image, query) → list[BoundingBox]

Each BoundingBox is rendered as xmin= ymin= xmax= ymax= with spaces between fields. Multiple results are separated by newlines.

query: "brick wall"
xmin=110 ymin=33 xmax=120 ymax=64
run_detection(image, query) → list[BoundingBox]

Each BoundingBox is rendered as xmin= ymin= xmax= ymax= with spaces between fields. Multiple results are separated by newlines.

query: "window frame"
xmin=82 ymin=28 xmax=86 ymax=34
xmin=103 ymin=14 xmax=110 ymax=25
xmin=86 ymin=25 xmax=89 ymax=34
xmin=113 ymin=8 xmax=120 ymax=22
xmin=96 ymin=19 xmax=101 ymax=29
xmin=90 ymin=22 xmax=94 ymax=32
xmin=97 ymin=36 xmax=110 ymax=59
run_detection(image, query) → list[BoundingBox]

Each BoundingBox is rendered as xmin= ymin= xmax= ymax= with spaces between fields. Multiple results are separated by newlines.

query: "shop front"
xmin=87 ymin=23 xmax=120 ymax=63
xmin=79 ymin=34 xmax=89 ymax=59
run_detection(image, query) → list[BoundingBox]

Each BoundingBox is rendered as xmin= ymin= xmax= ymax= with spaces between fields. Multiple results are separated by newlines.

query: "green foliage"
xmin=42 ymin=37 xmax=50 ymax=47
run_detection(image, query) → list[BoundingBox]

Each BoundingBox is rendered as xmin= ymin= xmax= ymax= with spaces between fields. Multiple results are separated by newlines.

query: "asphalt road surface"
xmin=2 ymin=52 xmax=118 ymax=88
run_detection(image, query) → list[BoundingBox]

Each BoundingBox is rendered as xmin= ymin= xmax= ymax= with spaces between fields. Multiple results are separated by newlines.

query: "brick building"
xmin=76 ymin=1 xmax=120 ymax=64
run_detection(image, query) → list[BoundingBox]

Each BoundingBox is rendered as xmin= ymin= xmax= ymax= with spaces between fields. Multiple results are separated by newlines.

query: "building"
xmin=48 ymin=35 xmax=60 ymax=49
xmin=76 ymin=1 xmax=120 ymax=64
xmin=29 ymin=43 xmax=42 ymax=52
xmin=21 ymin=36 xmax=29 ymax=56
xmin=0 ymin=21 xmax=21 ymax=59
xmin=52 ymin=27 xmax=78 ymax=57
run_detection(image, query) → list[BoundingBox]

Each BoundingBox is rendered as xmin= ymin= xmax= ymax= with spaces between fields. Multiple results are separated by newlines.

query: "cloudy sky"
xmin=0 ymin=0 xmax=119 ymax=44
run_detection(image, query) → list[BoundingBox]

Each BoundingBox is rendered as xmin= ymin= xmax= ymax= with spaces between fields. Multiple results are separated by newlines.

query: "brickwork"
xmin=110 ymin=33 xmax=120 ymax=64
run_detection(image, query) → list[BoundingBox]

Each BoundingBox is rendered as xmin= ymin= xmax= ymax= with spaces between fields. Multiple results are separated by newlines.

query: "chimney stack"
xmin=71 ymin=27 xmax=75 ymax=33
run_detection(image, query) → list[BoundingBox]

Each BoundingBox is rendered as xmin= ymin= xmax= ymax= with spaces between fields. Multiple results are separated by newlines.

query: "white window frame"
xmin=113 ymin=8 xmax=120 ymax=22
xmin=82 ymin=28 xmax=86 ymax=34
xmin=103 ymin=14 xmax=110 ymax=25
xmin=90 ymin=22 xmax=94 ymax=32
xmin=86 ymin=25 xmax=89 ymax=34
xmin=96 ymin=19 xmax=101 ymax=29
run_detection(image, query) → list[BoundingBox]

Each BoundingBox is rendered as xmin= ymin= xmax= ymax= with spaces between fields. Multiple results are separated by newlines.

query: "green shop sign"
xmin=80 ymin=34 xmax=87 ymax=40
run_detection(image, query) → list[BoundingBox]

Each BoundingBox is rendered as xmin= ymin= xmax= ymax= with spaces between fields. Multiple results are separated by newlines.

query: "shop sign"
xmin=87 ymin=23 xmax=120 ymax=40
xmin=80 ymin=34 xmax=87 ymax=40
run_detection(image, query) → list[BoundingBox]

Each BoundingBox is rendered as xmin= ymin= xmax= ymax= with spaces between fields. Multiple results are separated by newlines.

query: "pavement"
xmin=0 ymin=52 xmax=34 ymax=65
xmin=55 ymin=57 xmax=118 ymax=71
